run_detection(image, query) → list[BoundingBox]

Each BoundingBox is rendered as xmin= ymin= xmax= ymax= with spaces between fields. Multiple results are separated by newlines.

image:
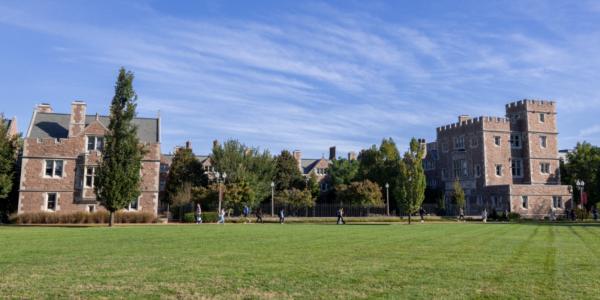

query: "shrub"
xmin=182 ymin=213 xmax=196 ymax=223
xmin=201 ymin=212 xmax=219 ymax=223
xmin=508 ymin=212 xmax=521 ymax=220
xmin=169 ymin=204 xmax=181 ymax=220
xmin=9 ymin=211 xmax=158 ymax=224
xmin=573 ymin=209 xmax=589 ymax=220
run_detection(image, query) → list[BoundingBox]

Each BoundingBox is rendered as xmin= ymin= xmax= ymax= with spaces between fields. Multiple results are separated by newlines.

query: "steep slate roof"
xmin=3 ymin=119 xmax=12 ymax=129
xmin=300 ymin=158 xmax=332 ymax=175
xmin=161 ymin=154 xmax=210 ymax=165
xmin=430 ymin=150 xmax=438 ymax=160
xmin=163 ymin=154 xmax=174 ymax=164
xmin=28 ymin=113 xmax=159 ymax=143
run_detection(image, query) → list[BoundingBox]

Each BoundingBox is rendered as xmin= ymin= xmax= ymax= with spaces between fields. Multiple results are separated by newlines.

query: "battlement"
xmin=506 ymin=99 xmax=555 ymax=109
xmin=436 ymin=116 xmax=508 ymax=135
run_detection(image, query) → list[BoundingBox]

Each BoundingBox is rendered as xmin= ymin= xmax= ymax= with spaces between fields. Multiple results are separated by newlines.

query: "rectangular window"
xmin=540 ymin=162 xmax=550 ymax=174
xmin=496 ymin=165 xmax=502 ymax=176
xmin=462 ymin=161 xmax=468 ymax=177
xmin=89 ymin=205 xmax=95 ymax=212
xmin=512 ymin=114 xmax=520 ymax=123
xmin=477 ymin=196 xmax=483 ymax=205
xmin=453 ymin=161 xmax=461 ymax=178
xmin=540 ymin=113 xmax=545 ymax=123
xmin=159 ymin=181 xmax=165 ymax=191
xmin=316 ymin=168 xmax=327 ymax=175
xmin=512 ymin=159 xmax=522 ymax=177
xmin=522 ymin=196 xmax=528 ymax=209
xmin=160 ymin=164 xmax=169 ymax=172
xmin=85 ymin=167 xmax=95 ymax=188
xmin=454 ymin=137 xmax=464 ymax=149
xmin=45 ymin=160 xmax=63 ymax=178
xmin=441 ymin=168 xmax=447 ymax=179
xmin=47 ymin=193 xmax=57 ymax=211
xmin=87 ymin=137 xmax=104 ymax=151
xmin=470 ymin=137 xmax=478 ymax=147
xmin=540 ymin=136 xmax=547 ymax=148
xmin=494 ymin=136 xmax=501 ymax=146
xmin=510 ymin=134 xmax=520 ymax=148
xmin=442 ymin=143 xmax=449 ymax=152
xmin=492 ymin=196 xmax=503 ymax=208
xmin=552 ymin=196 xmax=562 ymax=209
xmin=125 ymin=198 xmax=139 ymax=211
xmin=319 ymin=183 xmax=328 ymax=191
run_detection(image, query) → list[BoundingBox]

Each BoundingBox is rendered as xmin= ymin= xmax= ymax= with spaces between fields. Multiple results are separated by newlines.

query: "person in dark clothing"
xmin=419 ymin=207 xmax=426 ymax=223
xmin=570 ymin=209 xmax=575 ymax=222
xmin=502 ymin=209 xmax=509 ymax=222
xmin=337 ymin=208 xmax=345 ymax=224
xmin=256 ymin=208 xmax=264 ymax=224
xmin=593 ymin=207 xmax=598 ymax=222
xmin=491 ymin=208 xmax=497 ymax=222
xmin=279 ymin=209 xmax=285 ymax=224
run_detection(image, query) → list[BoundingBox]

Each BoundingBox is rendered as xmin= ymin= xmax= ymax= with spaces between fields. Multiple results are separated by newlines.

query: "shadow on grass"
xmin=485 ymin=221 xmax=600 ymax=227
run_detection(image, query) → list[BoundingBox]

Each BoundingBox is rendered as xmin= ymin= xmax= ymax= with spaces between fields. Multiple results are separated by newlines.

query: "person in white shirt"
xmin=482 ymin=209 xmax=487 ymax=223
xmin=217 ymin=209 xmax=225 ymax=225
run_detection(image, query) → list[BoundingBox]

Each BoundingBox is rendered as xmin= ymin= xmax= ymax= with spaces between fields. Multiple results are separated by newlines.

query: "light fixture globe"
xmin=215 ymin=172 xmax=220 ymax=178
xmin=223 ymin=172 xmax=227 ymax=179
xmin=385 ymin=183 xmax=389 ymax=188
xmin=271 ymin=182 xmax=275 ymax=187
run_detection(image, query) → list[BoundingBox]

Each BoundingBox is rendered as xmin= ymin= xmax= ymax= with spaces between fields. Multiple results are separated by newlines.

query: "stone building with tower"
xmin=17 ymin=102 xmax=161 ymax=214
xmin=422 ymin=99 xmax=571 ymax=217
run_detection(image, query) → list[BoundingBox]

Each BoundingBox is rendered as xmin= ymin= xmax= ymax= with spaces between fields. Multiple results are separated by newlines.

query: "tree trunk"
xmin=408 ymin=214 xmax=411 ymax=225
xmin=109 ymin=211 xmax=115 ymax=227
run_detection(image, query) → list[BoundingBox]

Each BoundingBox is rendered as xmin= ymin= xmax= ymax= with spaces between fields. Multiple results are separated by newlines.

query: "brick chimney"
xmin=38 ymin=103 xmax=52 ymax=113
xmin=329 ymin=146 xmax=336 ymax=160
xmin=348 ymin=151 xmax=357 ymax=161
xmin=213 ymin=140 xmax=219 ymax=147
xmin=458 ymin=115 xmax=471 ymax=123
xmin=419 ymin=138 xmax=427 ymax=159
xmin=293 ymin=150 xmax=302 ymax=171
xmin=186 ymin=141 xmax=191 ymax=149
xmin=68 ymin=101 xmax=86 ymax=137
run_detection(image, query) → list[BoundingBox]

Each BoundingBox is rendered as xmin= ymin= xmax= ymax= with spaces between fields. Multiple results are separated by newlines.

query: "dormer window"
xmin=88 ymin=136 xmax=104 ymax=151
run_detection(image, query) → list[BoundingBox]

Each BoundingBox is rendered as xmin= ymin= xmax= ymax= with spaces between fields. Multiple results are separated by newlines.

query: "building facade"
xmin=422 ymin=99 xmax=572 ymax=217
xmin=18 ymin=102 xmax=161 ymax=214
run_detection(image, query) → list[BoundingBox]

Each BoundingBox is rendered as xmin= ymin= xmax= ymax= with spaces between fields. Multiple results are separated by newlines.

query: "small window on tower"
xmin=494 ymin=136 xmax=501 ymax=146
xmin=540 ymin=113 xmax=545 ymax=123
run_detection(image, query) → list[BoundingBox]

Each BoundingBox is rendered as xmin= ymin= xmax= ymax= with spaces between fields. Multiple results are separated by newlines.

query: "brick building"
xmin=18 ymin=102 xmax=161 ymax=214
xmin=422 ymin=100 xmax=571 ymax=218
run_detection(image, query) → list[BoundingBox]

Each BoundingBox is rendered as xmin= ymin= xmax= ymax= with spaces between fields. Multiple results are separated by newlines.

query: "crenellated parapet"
xmin=437 ymin=116 xmax=510 ymax=138
xmin=506 ymin=99 xmax=556 ymax=114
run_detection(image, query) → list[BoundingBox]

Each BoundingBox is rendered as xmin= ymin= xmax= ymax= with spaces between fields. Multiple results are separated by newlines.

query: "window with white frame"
xmin=45 ymin=160 xmax=63 ymax=178
xmin=160 ymin=164 xmax=169 ymax=172
xmin=319 ymin=183 xmax=328 ymax=191
xmin=475 ymin=165 xmax=481 ymax=177
xmin=470 ymin=137 xmax=478 ymax=147
xmin=159 ymin=181 xmax=165 ymax=191
xmin=453 ymin=161 xmax=461 ymax=178
xmin=316 ymin=168 xmax=327 ymax=175
xmin=426 ymin=178 xmax=436 ymax=188
xmin=87 ymin=136 xmax=104 ymax=151
xmin=204 ymin=165 xmax=214 ymax=173
xmin=540 ymin=162 xmax=550 ymax=174
xmin=88 ymin=205 xmax=95 ymax=212
xmin=85 ymin=167 xmax=95 ymax=188
xmin=442 ymin=143 xmax=449 ymax=152
xmin=47 ymin=193 xmax=57 ymax=211
xmin=454 ymin=137 xmax=464 ymax=149
xmin=510 ymin=134 xmax=521 ymax=148
xmin=494 ymin=136 xmax=501 ymax=146
xmin=512 ymin=159 xmax=523 ymax=177
xmin=552 ymin=196 xmax=562 ymax=209
xmin=124 ymin=198 xmax=139 ymax=211
xmin=476 ymin=196 xmax=483 ymax=205
xmin=540 ymin=136 xmax=547 ymax=148
xmin=492 ymin=196 xmax=502 ymax=208
xmin=441 ymin=168 xmax=447 ymax=179
xmin=540 ymin=113 xmax=545 ymax=123
xmin=495 ymin=164 xmax=502 ymax=176
xmin=522 ymin=196 xmax=528 ymax=209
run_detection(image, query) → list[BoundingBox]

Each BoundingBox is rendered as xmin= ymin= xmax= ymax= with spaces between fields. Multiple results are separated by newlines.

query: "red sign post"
xmin=582 ymin=192 xmax=587 ymax=205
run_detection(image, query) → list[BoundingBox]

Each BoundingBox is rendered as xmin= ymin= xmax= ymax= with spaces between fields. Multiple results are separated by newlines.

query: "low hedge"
xmin=10 ymin=211 xmax=158 ymax=224
xmin=182 ymin=212 xmax=220 ymax=223
xmin=508 ymin=212 xmax=521 ymax=220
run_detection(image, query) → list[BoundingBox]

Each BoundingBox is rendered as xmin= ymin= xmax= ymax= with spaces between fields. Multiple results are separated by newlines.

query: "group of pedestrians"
xmin=562 ymin=207 xmax=598 ymax=222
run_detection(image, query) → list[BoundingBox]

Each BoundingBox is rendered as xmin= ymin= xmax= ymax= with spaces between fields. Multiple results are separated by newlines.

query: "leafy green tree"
xmin=336 ymin=180 xmax=383 ymax=205
xmin=165 ymin=148 xmax=207 ymax=204
xmin=307 ymin=172 xmax=321 ymax=201
xmin=0 ymin=113 xmax=20 ymax=220
xmin=210 ymin=139 xmax=276 ymax=208
xmin=94 ymin=68 xmax=149 ymax=227
xmin=393 ymin=138 xmax=426 ymax=224
xmin=451 ymin=176 xmax=465 ymax=211
xmin=358 ymin=138 xmax=400 ymax=204
xmin=274 ymin=188 xmax=314 ymax=216
xmin=562 ymin=142 xmax=600 ymax=208
xmin=274 ymin=150 xmax=304 ymax=191
xmin=327 ymin=157 xmax=360 ymax=200
xmin=192 ymin=183 xmax=220 ymax=206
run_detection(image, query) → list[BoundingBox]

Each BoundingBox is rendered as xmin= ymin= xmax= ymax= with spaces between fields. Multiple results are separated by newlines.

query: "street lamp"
xmin=577 ymin=180 xmax=585 ymax=219
xmin=385 ymin=183 xmax=390 ymax=216
xmin=215 ymin=172 xmax=227 ymax=213
xmin=271 ymin=181 xmax=275 ymax=217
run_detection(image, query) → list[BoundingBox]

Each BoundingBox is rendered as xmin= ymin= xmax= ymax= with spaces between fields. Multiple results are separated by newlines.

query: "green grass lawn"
xmin=1 ymin=222 xmax=600 ymax=299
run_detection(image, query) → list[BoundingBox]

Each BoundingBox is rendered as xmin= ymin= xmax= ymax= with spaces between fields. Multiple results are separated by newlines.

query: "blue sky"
xmin=1 ymin=1 xmax=599 ymax=158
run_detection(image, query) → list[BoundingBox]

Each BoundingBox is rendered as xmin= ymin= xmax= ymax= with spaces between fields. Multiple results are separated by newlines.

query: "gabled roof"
xmin=300 ymin=158 xmax=332 ymax=175
xmin=163 ymin=154 xmax=174 ymax=164
xmin=430 ymin=150 xmax=438 ymax=160
xmin=28 ymin=113 xmax=159 ymax=143
xmin=160 ymin=154 xmax=211 ymax=165
xmin=3 ymin=119 xmax=12 ymax=128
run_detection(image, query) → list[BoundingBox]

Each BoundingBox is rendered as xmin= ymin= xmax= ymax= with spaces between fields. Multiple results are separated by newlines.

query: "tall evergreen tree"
xmin=94 ymin=68 xmax=149 ymax=227
xmin=165 ymin=147 xmax=207 ymax=204
xmin=327 ymin=157 xmax=360 ymax=200
xmin=393 ymin=138 xmax=426 ymax=224
xmin=274 ymin=150 xmax=304 ymax=191
xmin=0 ymin=113 xmax=20 ymax=220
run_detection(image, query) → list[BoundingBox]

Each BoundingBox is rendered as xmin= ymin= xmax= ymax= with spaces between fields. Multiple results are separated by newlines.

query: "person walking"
xmin=482 ymin=209 xmax=487 ymax=223
xmin=279 ymin=209 xmax=285 ymax=224
xmin=491 ymin=208 xmax=497 ymax=222
xmin=549 ymin=209 xmax=556 ymax=221
xmin=337 ymin=208 xmax=345 ymax=224
xmin=458 ymin=208 xmax=465 ymax=222
xmin=256 ymin=208 xmax=264 ymax=224
xmin=570 ymin=209 xmax=575 ymax=222
xmin=502 ymin=209 xmax=508 ymax=222
xmin=419 ymin=206 xmax=426 ymax=223
xmin=216 ymin=209 xmax=225 ymax=225
xmin=196 ymin=204 xmax=202 ymax=224
xmin=593 ymin=206 xmax=598 ymax=222
xmin=243 ymin=205 xmax=251 ymax=224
